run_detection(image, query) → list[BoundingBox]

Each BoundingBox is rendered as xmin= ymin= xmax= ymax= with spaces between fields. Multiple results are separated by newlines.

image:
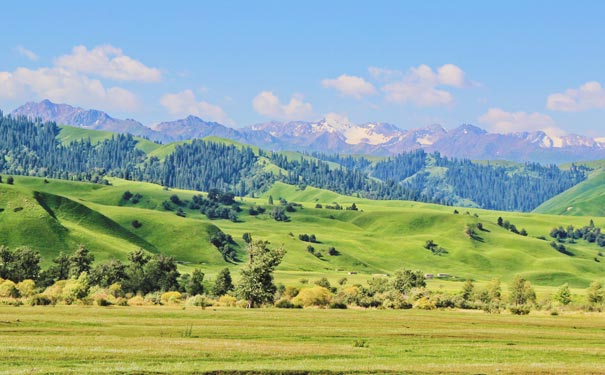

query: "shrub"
xmin=218 ymin=295 xmax=237 ymax=307
xmin=161 ymin=291 xmax=183 ymax=304
xmin=127 ymin=295 xmax=146 ymax=306
xmin=284 ymin=286 xmax=300 ymax=299
xmin=329 ymin=301 xmax=347 ymax=309
xmin=95 ymin=297 xmax=112 ymax=306
xmin=16 ymin=279 xmax=35 ymax=297
xmin=62 ymin=272 xmax=90 ymax=301
xmin=292 ymin=286 xmax=332 ymax=307
xmin=0 ymin=280 xmax=20 ymax=298
xmin=186 ymin=294 xmax=210 ymax=308
xmin=353 ymin=339 xmax=369 ymax=348
xmin=510 ymin=306 xmax=531 ymax=315
xmin=144 ymin=292 xmax=162 ymax=305
xmin=275 ymin=298 xmax=301 ymax=309
xmin=413 ymin=296 xmax=436 ymax=310
xmin=29 ymin=294 xmax=52 ymax=306
xmin=339 ymin=286 xmax=361 ymax=305
xmin=108 ymin=283 xmax=124 ymax=298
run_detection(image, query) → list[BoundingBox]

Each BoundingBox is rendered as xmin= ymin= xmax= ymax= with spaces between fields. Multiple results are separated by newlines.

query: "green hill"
xmin=1 ymin=176 xmax=604 ymax=288
xmin=57 ymin=125 xmax=161 ymax=153
xmin=533 ymin=169 xmax=605 ymax=216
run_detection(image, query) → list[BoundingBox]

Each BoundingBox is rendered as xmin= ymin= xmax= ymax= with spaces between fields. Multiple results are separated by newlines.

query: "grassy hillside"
xmin=57 ymin=125 xmax=161 ymax=153
xmin=1 ymin=176 xmax=604 ymax=287
xmin=534 ymin=169 xmax=605 ymax=216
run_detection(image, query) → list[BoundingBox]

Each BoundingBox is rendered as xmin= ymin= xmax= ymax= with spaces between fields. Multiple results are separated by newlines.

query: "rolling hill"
xmin=1 ymin=175 xmax=604 ymax=288
xmin=534 ymin=169 xmax=605 ymax=216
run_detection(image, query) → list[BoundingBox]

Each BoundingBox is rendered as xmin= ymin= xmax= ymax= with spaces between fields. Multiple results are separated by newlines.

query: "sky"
xmin=1 ymin=1 xmax=605 ymax=137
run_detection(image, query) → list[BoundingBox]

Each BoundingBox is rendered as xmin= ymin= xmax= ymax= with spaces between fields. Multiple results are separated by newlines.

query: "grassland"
xmin=0 ymin=305 xmax=603 ymax=374
xmin=534 ymin=169 xmax=605 ymax=216
xmin=1 ymin=175 xmax=605 ymax=289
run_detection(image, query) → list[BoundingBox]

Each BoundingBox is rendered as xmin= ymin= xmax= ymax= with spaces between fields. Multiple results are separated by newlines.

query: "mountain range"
xmin=10 ymin=100 xmax=605 ymax=163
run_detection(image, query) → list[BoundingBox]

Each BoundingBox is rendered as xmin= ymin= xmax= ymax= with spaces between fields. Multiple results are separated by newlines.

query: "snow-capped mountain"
xmin=9 ymin=100 xmax=605 ymax=163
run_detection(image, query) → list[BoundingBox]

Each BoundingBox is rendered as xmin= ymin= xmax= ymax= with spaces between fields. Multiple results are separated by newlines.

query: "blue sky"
xmin=1 ymin=1 xmax=605 ymax=137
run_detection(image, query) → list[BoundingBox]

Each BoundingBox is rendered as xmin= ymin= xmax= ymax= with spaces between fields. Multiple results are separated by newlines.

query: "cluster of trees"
xmin=298 ymin=234 xmax=318 ymax=243
xmin=550 ymin=220 xmax=605 ymax=247
xmin=190 ymin=192 xmax=240 ymax=221
xmin=0 ymin=243 xmax=239 ymax=304
xmin=306 ymin=245 xmax=338 ymax=259
xmin=497 ymin=217 xmax=528 ymax=236
xmin=423 ymin=240 xmax=447 ymax=256
xmin=122 ymin=191 xmax=143 ymax=204
xmin=210 ymin=230 xmax=237 ymax=262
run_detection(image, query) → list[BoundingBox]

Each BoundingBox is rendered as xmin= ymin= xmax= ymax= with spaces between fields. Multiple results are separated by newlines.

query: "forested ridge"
xmin=0 ymin=112 xmax=588 ymax=211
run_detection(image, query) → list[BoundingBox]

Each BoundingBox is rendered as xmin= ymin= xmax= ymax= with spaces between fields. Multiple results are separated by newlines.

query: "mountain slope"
xmin=533 ymin=169 xmax=605 ymax=216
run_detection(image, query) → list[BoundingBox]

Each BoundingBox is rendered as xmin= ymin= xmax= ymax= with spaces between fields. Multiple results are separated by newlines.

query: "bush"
xmin=218 ymin=295 xmax=237 ymax=307
xmin=161 ymin=291 xmax=183 ymax=304
xmin=16 ymin=279 xmax=35 ymax=298
xmin=186 ymin=294 xmax=210 ymax=308
xmin=275 ymin=298 xmax=301 ymax=309
xmin=95 ymin=297 xmax=112 ymax=306
xmin=0 ymin=280 xmax=20 ymax=298
xmin=329 ymin=302 xmax=347 ymax=309
xmin=292 ymin=286 xmax=332 ymax=307
xmin=29 ymin=294 xmax=52 ymax=306
xmin=144 ymin=292 xmax=162 ymax=305
xmin=510 ymin=306 xmax=531 ymax=315
xmin=128 ymin=295 xmax=146 ymax=306
xmin=413 ymin=296 xmax=436 ymax=310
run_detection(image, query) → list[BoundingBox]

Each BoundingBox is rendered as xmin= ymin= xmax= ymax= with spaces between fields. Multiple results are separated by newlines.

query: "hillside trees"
xmin=0 ymin=114 xmax=588 ymax=212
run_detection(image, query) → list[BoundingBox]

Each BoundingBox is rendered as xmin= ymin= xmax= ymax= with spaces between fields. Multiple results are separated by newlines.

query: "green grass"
xmin=0 ymin=305 xmax=603 ymax=374
xmin=2 ymin=176 xmax=605 ymax=287
xmin=534 ymin=169 xmax=605 ymax=216
xmin=57 ymin=125 xmax=161 ymax=153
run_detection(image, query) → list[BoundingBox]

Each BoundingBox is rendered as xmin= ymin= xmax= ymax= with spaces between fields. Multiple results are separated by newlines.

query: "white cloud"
xmin=321 ymin=74 xmax=376 ymax=99
xmin=55 ymin=45 xmax=162 ymax=82
xmin=368 ymin=66 xmax=404 ymax=82
xmin=160 ymin=90 xmax=233 ymax=125
xmin=252 ymin=91 xmax=313 ymax=121
xmin=437 ymin=64 xmax=466 ymax=87
xmin=16 ymin=45 xmax=38 ymax=61
xmin=0 ymin=67 xmax=139 ymax=111
xmin=381 ymin=64 xmax=469 ymax=107
xmin=547 ymin=81 xmax=605 ymax=111
xmin=478 ymin=108 xmax=558 ymax=133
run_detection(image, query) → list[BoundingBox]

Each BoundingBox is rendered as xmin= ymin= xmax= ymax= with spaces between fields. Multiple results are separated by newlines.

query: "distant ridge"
xmin=10 ymin=100 xmax=605 ymax=163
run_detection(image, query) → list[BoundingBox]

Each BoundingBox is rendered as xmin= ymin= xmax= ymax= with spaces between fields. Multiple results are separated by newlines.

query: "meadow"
xmin=1 ymin=305 xmax=604 ymax=374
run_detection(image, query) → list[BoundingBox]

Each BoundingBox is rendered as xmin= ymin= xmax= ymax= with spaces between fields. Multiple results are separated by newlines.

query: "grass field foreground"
xmin=0 ymin=305 xmax=604 ymax=374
